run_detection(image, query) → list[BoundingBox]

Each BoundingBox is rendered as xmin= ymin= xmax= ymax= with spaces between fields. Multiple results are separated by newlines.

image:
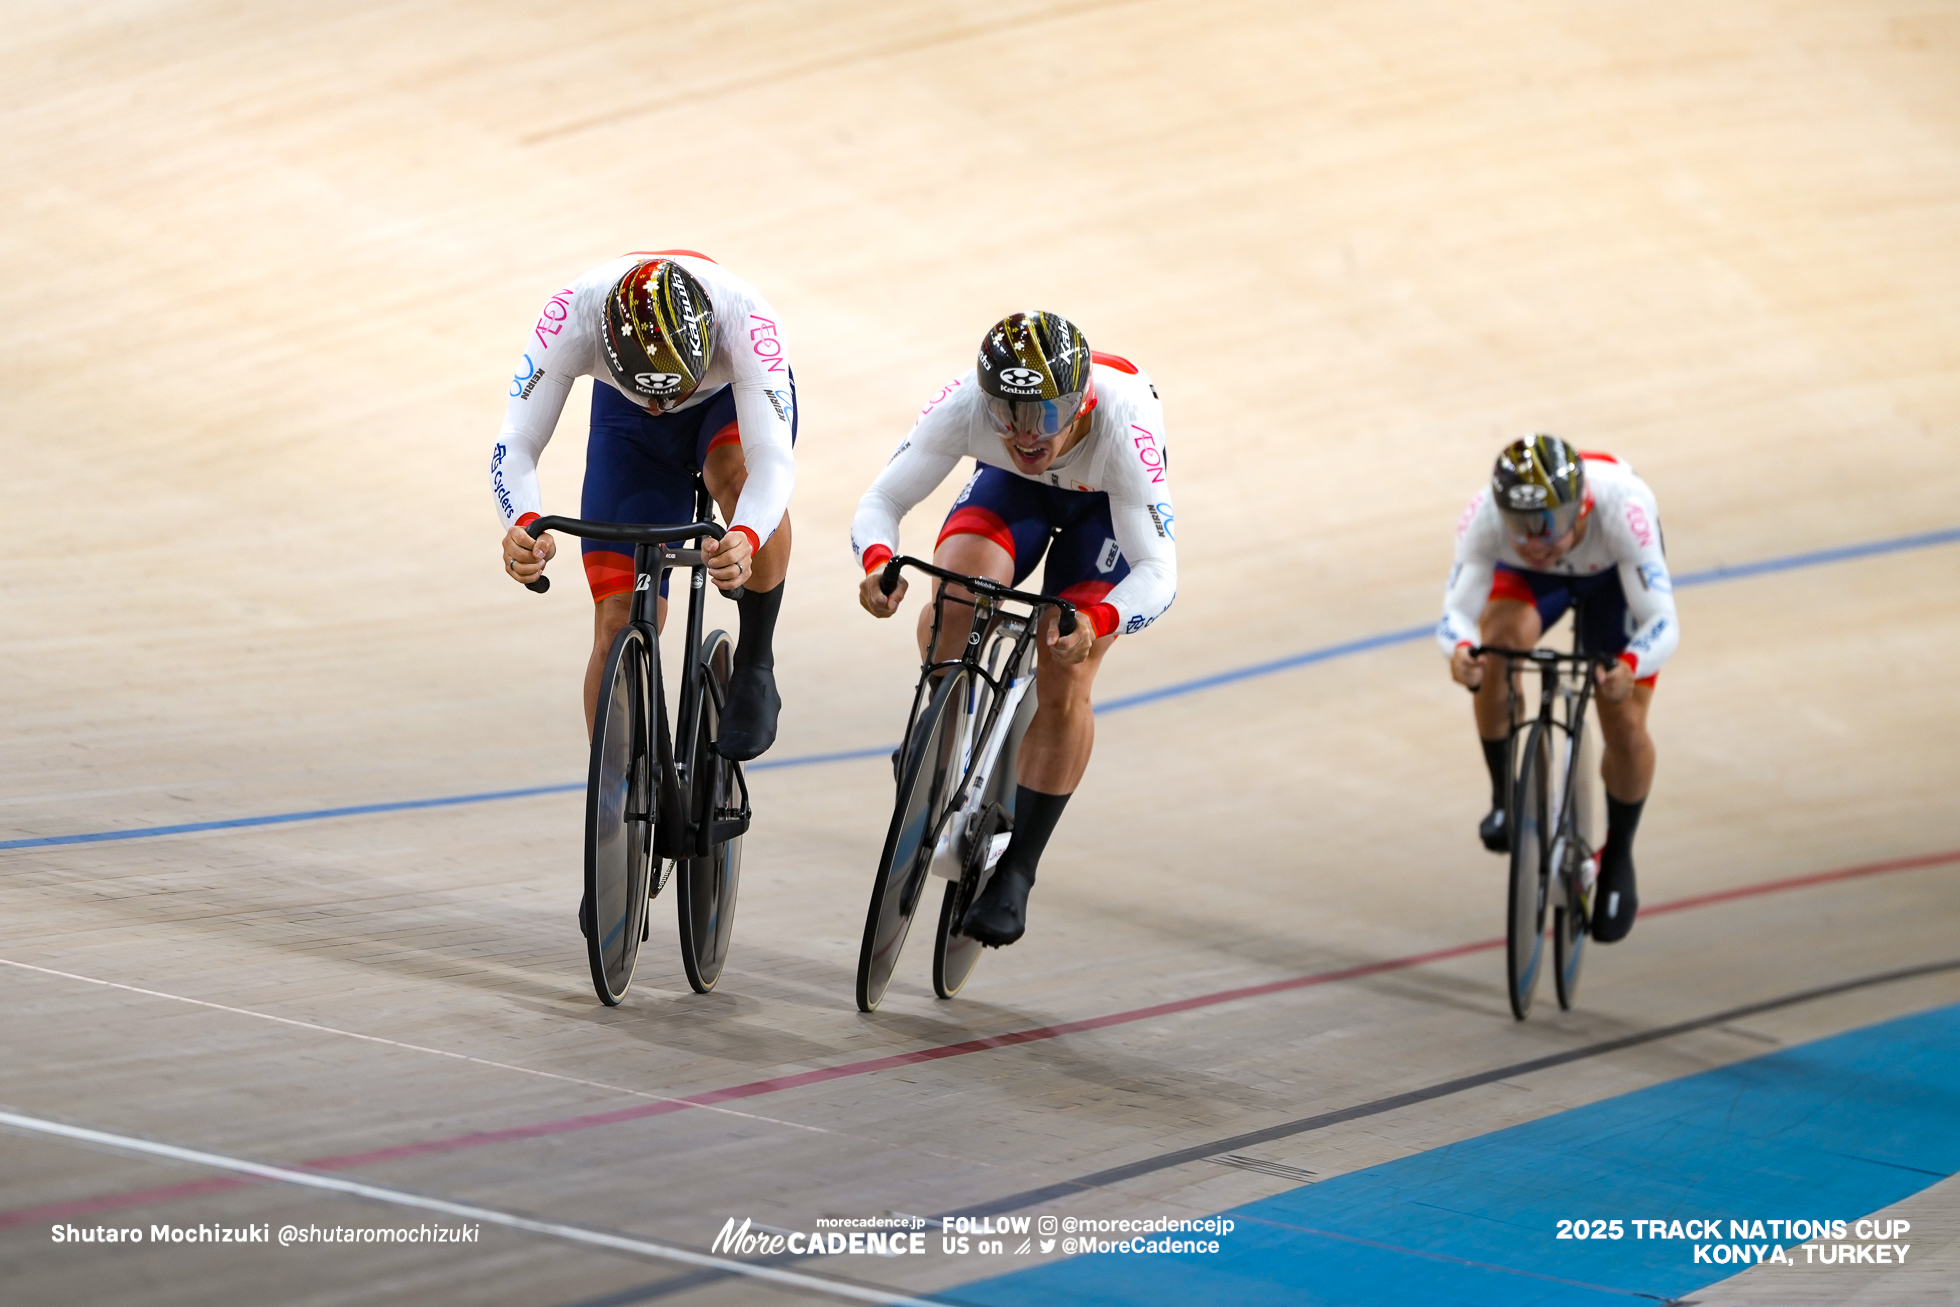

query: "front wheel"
xmin=858 ymin=670 xmax=971 ymax=1012
xmin=678 ymin=630 xmax=745 ymax=994
xmin=585 ymin=624 xmax=656 ymax=1006
xmin=1505 ymin=720 xmax=1552 ymax=1020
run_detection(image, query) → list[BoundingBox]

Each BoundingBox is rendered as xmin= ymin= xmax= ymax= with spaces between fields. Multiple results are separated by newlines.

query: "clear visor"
xmin=1499 ymin=499 xmax=1583 ymax=544
xmin=984 ymin=391 xmax=1087 ymax=439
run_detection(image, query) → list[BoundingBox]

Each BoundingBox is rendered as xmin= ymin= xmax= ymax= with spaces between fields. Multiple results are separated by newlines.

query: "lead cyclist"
xmin=1439 ymin=434 xmax=1679 ymax=943
xmin=852 ymin=312 xmax=1178 ymax=947
xmin=489 ymin=251 xmax=796 ymax=764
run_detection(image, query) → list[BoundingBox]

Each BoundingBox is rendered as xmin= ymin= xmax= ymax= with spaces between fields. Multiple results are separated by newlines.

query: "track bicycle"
xmin=1474 ymin=625 xmax=1610 ymax=1020
xmin=854 ymin=556 xmax=1076 ymax=1012
xmin=523 ymin=480 xmax=750 ymax=1004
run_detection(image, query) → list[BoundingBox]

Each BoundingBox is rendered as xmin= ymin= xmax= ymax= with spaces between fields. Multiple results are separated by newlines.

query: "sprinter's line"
xmin=2 ymin=846 xmax=1952 ymax=1231
xmin=4 ymin=524 xmax=1955 ymax=853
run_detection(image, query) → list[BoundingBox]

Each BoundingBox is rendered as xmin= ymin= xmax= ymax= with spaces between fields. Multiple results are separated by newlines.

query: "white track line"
xmin=0 ymin=957 xmax=828 ymax=1135
xmin=0 ymin=1108 xmax=944 ymax=1307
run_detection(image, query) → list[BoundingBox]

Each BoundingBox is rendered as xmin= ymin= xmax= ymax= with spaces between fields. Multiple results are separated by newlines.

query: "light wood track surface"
xmin=3 ymin=2 xmax=1957 ymax=1303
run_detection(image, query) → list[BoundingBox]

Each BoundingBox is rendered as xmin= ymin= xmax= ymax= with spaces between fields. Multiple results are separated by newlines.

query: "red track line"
xmin=4 ymin=847 xmax=1955 ymax=1230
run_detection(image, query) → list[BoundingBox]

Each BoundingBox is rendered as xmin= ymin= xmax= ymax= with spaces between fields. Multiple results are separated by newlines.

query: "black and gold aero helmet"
xmin=601 ymin=258 xmax=714 ymax=411
xmin=1492 ymin=434 xmax=1587 ymax=541
xmin=976 ymin=311 xmax=1095 ymax=437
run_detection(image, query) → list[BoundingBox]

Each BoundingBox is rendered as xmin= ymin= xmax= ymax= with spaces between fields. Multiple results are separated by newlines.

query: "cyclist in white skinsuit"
xmin=1440 ymin=435 xmax=1679 ymax=942
xmin=854 ymin=311 xmax=1177 ymax=947
xmin=492 ymin=251 xmax=796 ymax=762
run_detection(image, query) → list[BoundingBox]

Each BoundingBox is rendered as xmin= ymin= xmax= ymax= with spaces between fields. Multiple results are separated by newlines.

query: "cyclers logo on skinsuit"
xmin=1097 ymin=538 xmax=1121 ymax=574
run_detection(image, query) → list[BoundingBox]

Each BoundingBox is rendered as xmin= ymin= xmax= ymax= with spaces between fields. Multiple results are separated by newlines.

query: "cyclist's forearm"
xmin=726 ymin=434 xmax=795 ymax=553
xmin=851 ymin=449 xmax=958 ymax=571
xmin=1437 ymin=555 xmax=1493 ymax=655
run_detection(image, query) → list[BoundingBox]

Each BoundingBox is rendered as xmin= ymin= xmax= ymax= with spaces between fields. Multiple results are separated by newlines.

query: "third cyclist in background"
xmin=853 ymin=312 xmax=1177 ymax=947
xmin=1439 ymin=435 xmax=1678 ymax=943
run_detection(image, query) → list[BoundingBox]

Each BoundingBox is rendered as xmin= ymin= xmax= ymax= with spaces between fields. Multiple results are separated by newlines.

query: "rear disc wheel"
xmin=1553 ymin=715 xmax=1599 ymax=1010
xmin=678 ymin=631 xmax=744 ymax=994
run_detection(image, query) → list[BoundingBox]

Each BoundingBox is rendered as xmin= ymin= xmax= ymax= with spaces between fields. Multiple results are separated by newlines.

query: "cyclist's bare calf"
xmin=582 ymin=441 xmax=793 ymax=737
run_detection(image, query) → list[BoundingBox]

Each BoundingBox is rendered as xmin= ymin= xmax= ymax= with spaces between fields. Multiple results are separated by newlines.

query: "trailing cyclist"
xmin=1439 ymin=434 xmax=1678 ymax=943
xmin=491 ymin=251 xmax=796 ymax=761
xmin=852 ymin=312 xmax=1177 ymax=947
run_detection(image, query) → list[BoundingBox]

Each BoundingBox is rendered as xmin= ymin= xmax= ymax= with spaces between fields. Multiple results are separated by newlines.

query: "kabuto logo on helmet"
xmin=1506 ymin=484 xmax=1548 ymax=510
xmin=602 ymin=258 xmax=715 ymax=412
xmin=976 ymin=310 xmax=1092 ymax=403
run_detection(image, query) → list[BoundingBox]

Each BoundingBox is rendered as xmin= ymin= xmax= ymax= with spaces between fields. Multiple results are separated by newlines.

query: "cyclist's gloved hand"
xmin=502 ymin=524 xmax=555 ymax=584
xmin=858 ymin=570 xmax=906 ymax=618
xmin=704 ymin=529 xmax=753 ymax=591
xmin=1450 ymin=643 xmax=1483 ymax=689
xmin=1595 ymin=659 xmax=1636 ymax=704
xmin=1045 ymin=608 xmax=1095 ymax=665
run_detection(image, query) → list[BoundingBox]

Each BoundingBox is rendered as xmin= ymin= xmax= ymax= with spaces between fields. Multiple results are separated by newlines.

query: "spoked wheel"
xmin=585 ymin=625 xmax=657 ymax=1007
xmin=1505 ymin=720 xmax=1552 ymax=1020
xmin=858 ymin=669 xmax=972 ymax=1012
xmin=678 ymin=630 xmax=744 ymax=994
xmin=1553 ymin=713 xmax=1600 ymax=1010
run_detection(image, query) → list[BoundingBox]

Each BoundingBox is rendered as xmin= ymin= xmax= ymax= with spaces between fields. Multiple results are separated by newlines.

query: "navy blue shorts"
xmin=1490 ymin=563 xmax=1656 ymax=682
xmin=580 ymin=376 xmax=796 ymax=601
xmin=936 ymin=465 xmax=1128 ymax=607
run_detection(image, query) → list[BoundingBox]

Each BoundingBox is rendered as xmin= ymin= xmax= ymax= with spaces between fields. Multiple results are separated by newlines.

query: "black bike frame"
xmin=526 ymin=480 xmax=750 ymax=861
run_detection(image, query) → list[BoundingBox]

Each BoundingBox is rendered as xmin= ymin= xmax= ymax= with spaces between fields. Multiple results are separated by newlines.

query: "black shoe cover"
xmin=960 ymin=866 xmax=1035 ymax=948
xmin=716 ymin=664 xmax=781 ymax=761
xmin=1591 ymin=856 xmax=1638 ymax=943
xmin=1479 ymin=807 xmax=1510 ymax=853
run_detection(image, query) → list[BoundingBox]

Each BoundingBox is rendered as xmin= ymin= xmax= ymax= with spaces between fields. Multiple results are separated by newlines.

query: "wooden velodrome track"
xmin=4 ymin=1 xmax=1959 ymax=1303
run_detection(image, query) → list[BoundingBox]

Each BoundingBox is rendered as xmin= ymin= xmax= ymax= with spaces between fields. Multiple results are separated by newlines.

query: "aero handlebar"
xmin=878 ymin=554 xmax=1077 ymax=638
xmin=520 ymin=516 xmax=734 ymax=597
xmin=1470 ymin=646 xmax=1616 ymax=664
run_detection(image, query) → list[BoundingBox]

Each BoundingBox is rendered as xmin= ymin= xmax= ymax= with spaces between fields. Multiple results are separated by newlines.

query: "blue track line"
xmin=6 ymin=524 xmax=1955 ymax=853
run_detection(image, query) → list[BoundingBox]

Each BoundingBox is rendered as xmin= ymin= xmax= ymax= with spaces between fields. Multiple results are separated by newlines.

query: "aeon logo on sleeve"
xmin=749 ymin=315 xmax=788 ymax=374
xmin=918 ymin=378 xmax=962 ymax=418
xmin=533 ymin=289 xmax=574 ymax=352
xmin=1624 ymin=501 xmax=1655 ymax=548
xmin=1131 ymin=425 xmax=1166 ymax=484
